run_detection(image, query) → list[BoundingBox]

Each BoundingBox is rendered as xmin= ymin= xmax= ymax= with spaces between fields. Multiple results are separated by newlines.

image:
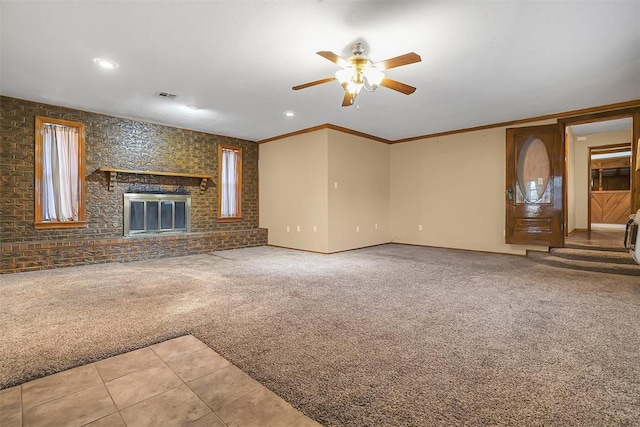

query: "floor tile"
xmin=83 ymin=412 xmax=127 ymax=426
xmin=215 ymin=386 xmax=303 ymax=427
xmin=188 ymin=412 xmax=227 ymax=427
xmin=95 ymin=347 xmax=165 ymax=382
xmin=0 ymin=385 xmax=22 ymax=427
xmin=22 ymin=383 xmax=116 ymax=427
xmin=164 ymin=347 xmax=231 ymax=382
xmin=188 ymin=364 xmax=261 ymax=410
xmin=21 ymin=364 xmax=103 ymax=409
xmin=105 ymin=364 xmax=183 ymax=409
xmin=119 ymin=384 xmax=212 ymax=427
xmin=151 ymin=335 xmax=208 ymax=360
xmin=288 ymin=414 xmax=324 ymax=426
xmin=10 ymin=336 xmax=322 ymax=427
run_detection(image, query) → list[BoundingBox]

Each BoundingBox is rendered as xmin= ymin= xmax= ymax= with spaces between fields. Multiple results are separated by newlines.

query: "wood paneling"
xmin=591 ymin=157 xmax=630 ymax=170
xmin=591 ymin=191 xmax=631 ymax=224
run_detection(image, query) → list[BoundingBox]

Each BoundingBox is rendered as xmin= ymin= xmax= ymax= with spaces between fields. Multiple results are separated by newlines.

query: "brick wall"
xmin=0 ymin=96 xmax=266 ymax=273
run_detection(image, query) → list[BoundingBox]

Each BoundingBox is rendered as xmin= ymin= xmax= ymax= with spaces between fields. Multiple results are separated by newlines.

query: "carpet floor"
xmin=1 ymin=244 xmax=639 ymax=426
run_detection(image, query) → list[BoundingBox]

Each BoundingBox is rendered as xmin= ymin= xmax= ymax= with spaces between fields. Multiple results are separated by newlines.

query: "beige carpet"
xmin=1 ymin=244 xmax=639 ymax=426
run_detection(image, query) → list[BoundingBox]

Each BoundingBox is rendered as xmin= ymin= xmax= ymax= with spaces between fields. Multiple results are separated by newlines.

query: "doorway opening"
xmin=564 ymin=116 xmax=634 ymax=247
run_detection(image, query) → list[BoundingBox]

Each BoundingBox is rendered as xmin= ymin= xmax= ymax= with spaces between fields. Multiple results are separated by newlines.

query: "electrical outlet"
xmin=313 ymin=225 xmax=317 ymax=232
xmin=356 ymin=226 xmax=360 ymax=232
xmin=286 ymin=226 xmax=290 ymax=232
xmin=418 ymin=225 xmax=423 ymax=231
xmin=334 ymin=182 xmax=338 ymax=189
xmin=296 ymin=225 xmax=301 ymax=232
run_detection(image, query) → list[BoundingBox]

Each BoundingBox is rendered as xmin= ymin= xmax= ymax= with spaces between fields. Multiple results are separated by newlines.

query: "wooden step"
xmin=527 ymin=250 xmax=640 ymax=276
xmin=550 ymin=248 xmax=636 ymax=265
xmin=563 ymin=242 xmax=628 ymax=253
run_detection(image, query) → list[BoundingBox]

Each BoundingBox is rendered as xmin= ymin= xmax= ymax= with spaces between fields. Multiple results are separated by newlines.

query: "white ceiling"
xmin=2 ymin=1 xmax=639 ymax=142
xmin=570 ymin=117 xmax=633 ymax=136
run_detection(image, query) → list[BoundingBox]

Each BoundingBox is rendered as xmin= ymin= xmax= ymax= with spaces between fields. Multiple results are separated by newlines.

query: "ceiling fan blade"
xmin=380 ymin=77 xmax=416 ymax=95
xmin=374 ymin=52 xmax=421 ymax=71
xmin=341 ymin=91 xmax=354 ymax=107
xmin=292 ymin=77 xmax=336 ymax=91
xmin=317 ymin=51 xmax=351 ymax=68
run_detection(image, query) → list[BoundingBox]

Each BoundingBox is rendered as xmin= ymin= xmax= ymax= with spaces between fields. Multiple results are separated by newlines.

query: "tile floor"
xmin=566 ymin=226 xmax=626 ymax=249
xmin=0 ymin=335 xmax=322 ymax=427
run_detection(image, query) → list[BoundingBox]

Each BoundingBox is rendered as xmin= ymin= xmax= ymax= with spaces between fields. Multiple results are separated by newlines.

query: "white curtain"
xmin=42 ymin=123 xmax=79 ymax=221
xmin=221 ymin=148 xmax=238 ymax=217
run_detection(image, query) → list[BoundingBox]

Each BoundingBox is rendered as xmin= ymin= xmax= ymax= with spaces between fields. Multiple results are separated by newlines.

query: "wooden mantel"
xmin=97 ymin=167 xmax=213 ymax=192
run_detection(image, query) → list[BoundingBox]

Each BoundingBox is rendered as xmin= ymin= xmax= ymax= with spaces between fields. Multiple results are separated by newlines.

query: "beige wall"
xmin=573 ymin=129 xmax=632 ymax=229
xmin=260 ymin=120 xmax=560 ymax=256
xmin=259 ymin=129 xmax=391 ymax=253
xmin=389 ymin=122 xmax=552 ymax=255
xmin=327 ymin=130 xmax=390 ymax=252
xmin=259 ymin=130 xmax=329 ymax=252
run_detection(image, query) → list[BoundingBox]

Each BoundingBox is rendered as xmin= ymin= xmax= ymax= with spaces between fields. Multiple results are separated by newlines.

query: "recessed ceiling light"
xmin=186 ymin=105 xmax=200 ymax=111
xmin=284 ymin=111 xmax=295 ymax=117
xmin=93 ymin=58 xmax=119 ymax=70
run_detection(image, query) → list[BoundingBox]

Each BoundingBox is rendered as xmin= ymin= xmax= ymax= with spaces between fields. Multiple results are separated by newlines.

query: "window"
xmin=34 ymin=116 xmax=86 ymax=229
xmin=218 ymin=144 xmax=242 ymax=221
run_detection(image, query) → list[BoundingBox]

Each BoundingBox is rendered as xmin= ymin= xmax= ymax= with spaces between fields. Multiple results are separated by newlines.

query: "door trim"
xmin=559 ymin=107 xmax=640 ymax=240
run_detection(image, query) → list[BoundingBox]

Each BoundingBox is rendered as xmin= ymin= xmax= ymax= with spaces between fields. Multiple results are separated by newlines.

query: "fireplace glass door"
xmin=124 ymin=193 xmax=191 ymax=236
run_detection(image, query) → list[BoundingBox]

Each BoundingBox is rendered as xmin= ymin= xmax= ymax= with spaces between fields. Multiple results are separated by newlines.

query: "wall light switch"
xmin=418 ymin=225 xmax=423 ymax=231
xmin=313 ymin=226 xmax=317 ymax=232
xmin=334 ymin=182 xmax=338 ymax=189
xmin=375 ymin=223 xmax=378 ymax=230
xmin=286 ymin=226 xmax=290 ymax=233
xmin=356 ymin=226 xmax=360 ymax=232
xmin=296 ymin=225 xmax=301 ymax=232
xmin=537 ymin=177 xmax=543 ymax=185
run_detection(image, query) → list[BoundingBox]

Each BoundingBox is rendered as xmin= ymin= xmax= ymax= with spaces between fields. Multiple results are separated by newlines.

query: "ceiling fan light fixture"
xmin=346 ymin=81 xmax=363 ymax=96
xmin=293 ymin=43 xmax=421 ymax=107
xmin=335 ymin=68 xmax=353 ymax=86
xmin=364 ymin=67 xmax=384 ymax=90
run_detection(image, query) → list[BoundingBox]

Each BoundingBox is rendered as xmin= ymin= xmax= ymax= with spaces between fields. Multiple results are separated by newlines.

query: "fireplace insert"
xmin=123 ymin=193 xmax=191 ymax=236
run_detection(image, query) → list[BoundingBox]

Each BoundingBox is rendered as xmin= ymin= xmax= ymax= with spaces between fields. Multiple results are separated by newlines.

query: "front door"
xmin=506 ymin=124 xmax=564 ymax=247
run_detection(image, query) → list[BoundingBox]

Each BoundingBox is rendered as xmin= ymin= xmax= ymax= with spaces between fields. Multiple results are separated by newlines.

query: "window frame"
xmin=217 ymin=143 xmax=243 ymax=222
xmin=34 ymin=116 xmax=86 ymax=229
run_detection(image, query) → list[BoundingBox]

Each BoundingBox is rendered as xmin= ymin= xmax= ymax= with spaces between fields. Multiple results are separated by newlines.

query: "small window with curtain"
xmin=218 ymin=144 xmax=242 ymax=221
xmin=34 ymin=116 xmax=86 ymax=229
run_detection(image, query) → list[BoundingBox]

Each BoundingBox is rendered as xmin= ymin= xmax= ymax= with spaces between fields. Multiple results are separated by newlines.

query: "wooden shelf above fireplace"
xmin=97 ymin=167 xmax=213 ymax=192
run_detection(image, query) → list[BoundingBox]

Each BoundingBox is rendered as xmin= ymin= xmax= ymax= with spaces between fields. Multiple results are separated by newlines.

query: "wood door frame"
xmin=587 ymin=143 xmax=632 ymax=230
xmin=558 ymin=106 xmax=640 ymax=239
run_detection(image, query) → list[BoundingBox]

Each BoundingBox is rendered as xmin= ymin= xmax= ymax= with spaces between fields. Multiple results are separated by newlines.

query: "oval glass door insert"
xmin=516 ymin=136 xmax=551 ymax=203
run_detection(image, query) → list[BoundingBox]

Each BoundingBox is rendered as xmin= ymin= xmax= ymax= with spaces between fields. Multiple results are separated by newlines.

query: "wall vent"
xmin=155 ymin=91 xmax=177 ymax=99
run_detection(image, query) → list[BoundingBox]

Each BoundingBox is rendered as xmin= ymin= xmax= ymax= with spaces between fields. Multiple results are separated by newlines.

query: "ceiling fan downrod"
xmin=351 ymin=42 xmax=365 ymax=56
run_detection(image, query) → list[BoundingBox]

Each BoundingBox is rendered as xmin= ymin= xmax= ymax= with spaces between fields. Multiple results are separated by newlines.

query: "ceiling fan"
xmin=292 ymin=42 xmax=421 ymax=107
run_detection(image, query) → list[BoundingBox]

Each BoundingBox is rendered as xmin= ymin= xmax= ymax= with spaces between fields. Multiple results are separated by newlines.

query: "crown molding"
xmin=258 ymin=99 xmax=640 ymax=145
xmin=258 ymin=123 xmax=392 ymax=144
